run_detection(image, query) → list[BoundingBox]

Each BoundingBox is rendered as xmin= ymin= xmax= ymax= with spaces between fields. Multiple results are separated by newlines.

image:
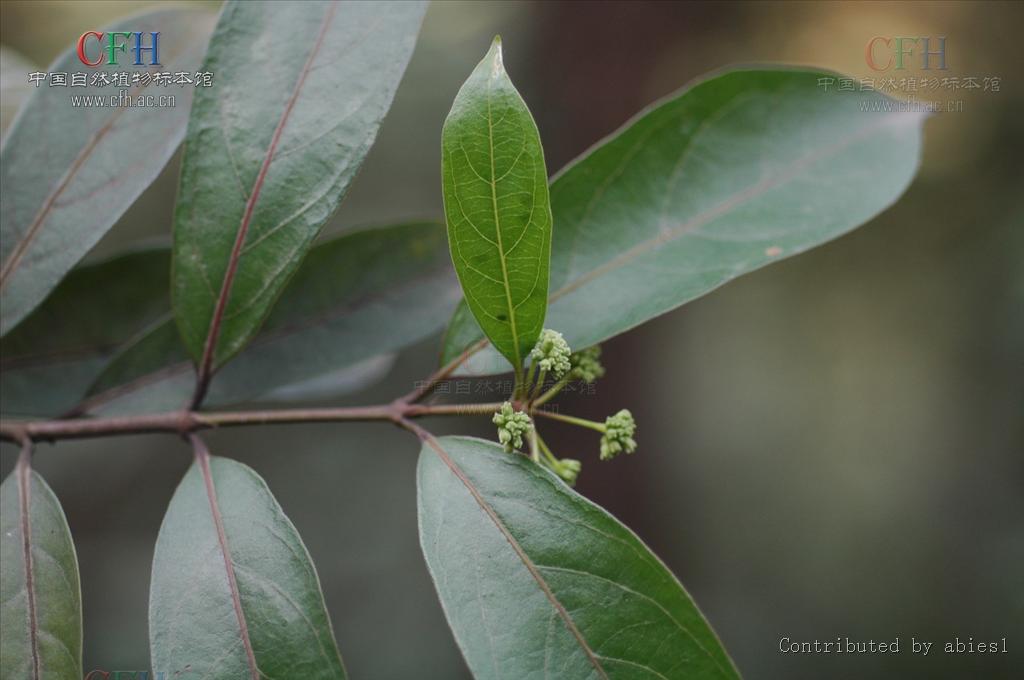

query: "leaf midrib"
xmin=194 ymin=1 xmax=338 ymax=389
xmin=537 ymin=564 xmax=725 ymax=674
xmin=194 ymin=443 xmax=259 ymax=679
xmin=509 ymin=454 xmax=737 ymax=678
xmin=485 ymin=73 xmax=523 ymax=370
xmin=424 ymin=435 xmax=609 ymax=679
xmin=16 ymin=454 xmax=41 ymax=680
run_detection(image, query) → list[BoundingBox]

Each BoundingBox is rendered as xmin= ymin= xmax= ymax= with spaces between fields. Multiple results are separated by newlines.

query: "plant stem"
xmin=530 ymin=368 xmax=547 ymax=401
xmin=0 ymin=337 xmax=601 ymax=449
xmin=0 ymin=401 xmax=507 ymax=444
xmin=532 ymin=375 xmax=570 ymax=407
xmin=532 ymin=409 xmax=605 ymax=432
xmin=536 ymin=434 xmax=560 ymax=467
xmin=512 ymin=362 xmax=525 ymax=398
xmin=521 ymin=360 xmax=538 ymax=400
xmin=403 ymin=403 xmax=506 ymax=417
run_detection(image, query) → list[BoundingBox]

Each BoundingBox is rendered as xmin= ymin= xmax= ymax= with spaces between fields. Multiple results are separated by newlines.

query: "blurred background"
xmin=1 ymin=1 xmax=1021 ymax=678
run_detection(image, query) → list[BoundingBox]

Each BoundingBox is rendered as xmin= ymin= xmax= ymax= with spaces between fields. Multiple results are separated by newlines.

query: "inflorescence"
xmin=600 ymin=409 xmax=637 ymax=460
xmin=530 ymin=329 xmax=572 ymax=378
xmin=490 ymin=329 xmax=637 ymax=485
xmin=492 ymin=401 xmax=532 ymax=452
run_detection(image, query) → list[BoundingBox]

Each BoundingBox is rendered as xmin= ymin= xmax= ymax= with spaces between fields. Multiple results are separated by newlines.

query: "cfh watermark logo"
xmin=866 ymin=36 xmax=948 ymax=71
xmin=76 ymin=31 xmax=161 ymax=67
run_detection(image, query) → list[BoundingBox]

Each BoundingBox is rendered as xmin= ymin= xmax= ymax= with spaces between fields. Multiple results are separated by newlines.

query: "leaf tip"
xmin=488 ymin=35 xmax=504 ymax=72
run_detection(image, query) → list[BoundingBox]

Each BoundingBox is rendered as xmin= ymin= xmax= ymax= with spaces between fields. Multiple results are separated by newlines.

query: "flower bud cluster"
xmin=530 ymin=329 xmax=571 ymax=378
xmin=492 ymin=401 xmax=532 ymax=452
xmin=600 ymin=409 xmax=637 ymax=460
xmin=569 ymin=345 xmax=605 ymax=383
xmin=555 ymin=458 xmax=582 ymax=485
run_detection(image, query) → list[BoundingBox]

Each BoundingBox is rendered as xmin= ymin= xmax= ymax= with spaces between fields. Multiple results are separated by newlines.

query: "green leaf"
xmin=259 ymin=354 xmax=396 ymax=402
xmin=441 ymin=37 xmax=553 ymax=374
xmin=172 ymin=0 xmax=427 ymax=380
xmin=0 ymin=462 xmax=82 ymax=680
xmin=0 ymin=8 xmax=214 ymax=336
xmin=150 ymin=450 xmax=346 ymax=679
xmin=82 ymin=223 xmax=458 ymax=415
xmin=441 ymin=67 xmax=928 ymax=373
xmin=417 ymin=435 xmax=740 ymax=679
xmin=0 ymin=46 xmax=36 ymax=138
xmin=1 ymin=223 xmax=454 ymax=417
xmin=0 ymin=248 xmax=171 ymax=417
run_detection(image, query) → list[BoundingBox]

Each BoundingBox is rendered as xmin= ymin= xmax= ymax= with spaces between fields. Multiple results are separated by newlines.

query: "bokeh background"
xmin=1 ymin=1 xmax=1021 ymax=678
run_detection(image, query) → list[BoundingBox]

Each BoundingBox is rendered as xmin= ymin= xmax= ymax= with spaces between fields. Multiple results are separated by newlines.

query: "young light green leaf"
xmin=150 ymin=448 xmax=346 ymax=679
xmin=0 ymin=8 xmax=214 ymax=337
xmin=173 ymin=0 xmax=427 ymax=392
xmin=0 ymin=248 xmax=171 ymax=417
xmin=417 ymin=435 xmax=740 ymax=680
xmin=441 ymin=37 xmax=553 ymax=375
xmin=0 ymin=460 xmax=82 ymax=680
xmin=81 ymin=223 xmax=459 ymax=415
xmin=441 ymin=67 xmax=928 ymax=373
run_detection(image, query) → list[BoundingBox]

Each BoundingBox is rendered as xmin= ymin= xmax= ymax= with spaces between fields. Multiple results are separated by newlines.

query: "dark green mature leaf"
xmin=441 ymin=37 xmax=552 ymax=373
xmin=441 ymin=68 xmax=928 ymax=373
xmin=0 ymin=248 xmax=170 ymax=417
xmin=0 ymin=462 xmax=82 ymax=679
xmin=259 ymin=353 xmax=396 ymax=402
xmin=173 ymin=0 xmax=426 ymax=381
xmin=417 ymin=436 xmax=740 ymax=680
xmin=151 ymin=450 xmax=346 ymax=678
xmin=82 ymin=223 xmax=458 ymax=415
xmin=1 ymin=224 xmax=454 ymax=417
xmin=0 ymin=8 xmax=213 ymax=336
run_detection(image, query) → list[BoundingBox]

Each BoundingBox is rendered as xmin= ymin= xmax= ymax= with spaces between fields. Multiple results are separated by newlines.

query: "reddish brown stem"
xmin=0 ymin=401 xmax=507 ymax=444
xmin=0 ymin=339 xmax=503 ymax=446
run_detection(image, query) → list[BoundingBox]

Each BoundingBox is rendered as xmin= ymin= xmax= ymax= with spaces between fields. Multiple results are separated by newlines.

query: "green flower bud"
xmin=556 ymin=458 xmax=582 ymax=485
xmin=530 ymin=329 xmax=571 ymax=378
xmin=600 ymin=409 xmax=637 ymax=460
xmin=569 ymin=345 xmax=605 ymax=383
xmin=492 ymin=401 xmax=532 ymax=452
